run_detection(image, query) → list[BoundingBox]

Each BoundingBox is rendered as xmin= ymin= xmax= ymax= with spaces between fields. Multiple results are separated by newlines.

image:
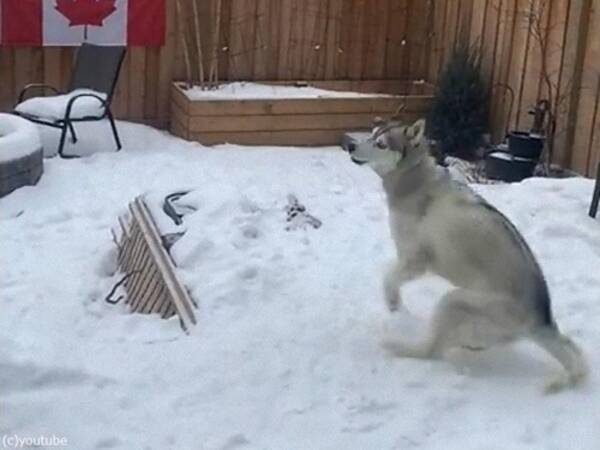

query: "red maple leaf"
xmin=55 ymin=0 xmax=117 ymax=27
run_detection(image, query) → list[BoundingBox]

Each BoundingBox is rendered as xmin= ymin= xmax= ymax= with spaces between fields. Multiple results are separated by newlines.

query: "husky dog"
xmin=347 ymin=117 xmax=587 ymax=392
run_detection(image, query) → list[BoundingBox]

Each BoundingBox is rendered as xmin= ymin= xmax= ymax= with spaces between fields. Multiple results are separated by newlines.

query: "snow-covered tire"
xmin=0 ymin=113 xmax=43 ymax=198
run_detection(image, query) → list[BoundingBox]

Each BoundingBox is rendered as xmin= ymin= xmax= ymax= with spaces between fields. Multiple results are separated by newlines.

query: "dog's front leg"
xmin=383 ymin=258 xmax=424 ymax=312
xmin=384 ymin=262 xmax=403 ymax=311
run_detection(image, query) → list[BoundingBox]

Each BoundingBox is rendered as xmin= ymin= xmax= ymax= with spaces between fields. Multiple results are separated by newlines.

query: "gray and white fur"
xmin=347 ymin=117 xmax=587 ymax=393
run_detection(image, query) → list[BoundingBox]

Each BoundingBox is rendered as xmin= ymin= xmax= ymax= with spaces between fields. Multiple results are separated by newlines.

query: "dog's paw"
xmin=384 ymin=293 xmax=401 ymax=313
xmin=381 ymin=339 xmax=406 ymax=357
xmin=381 ymin=338 xmax=433 ymax=359
xmin=542 ymin=371 xmax=586 ymax=395
xmin=543 ymin=375 xmax=570 ymax=394
xmin=387 ymin=302 xmax=399 ymax=313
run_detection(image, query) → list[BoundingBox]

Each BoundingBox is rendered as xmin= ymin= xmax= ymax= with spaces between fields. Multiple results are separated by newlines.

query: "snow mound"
xmin=143 ymin=186 xmax=327 ymax=309
xmin=15 ymin=89 xmax=107 ymax=120
xmin=0 ymin=113 xmax=42 ymax=163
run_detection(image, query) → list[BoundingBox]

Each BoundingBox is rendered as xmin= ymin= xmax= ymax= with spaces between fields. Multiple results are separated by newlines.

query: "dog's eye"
xmin=375 ymin=140 xmax=387 ymax=149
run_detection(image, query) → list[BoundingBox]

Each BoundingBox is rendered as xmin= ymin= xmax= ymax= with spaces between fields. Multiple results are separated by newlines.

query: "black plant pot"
xmin=485 ymin=151 xmax=537 ymax=182
xmin=508 ymin=131 xmax=544 ymax=160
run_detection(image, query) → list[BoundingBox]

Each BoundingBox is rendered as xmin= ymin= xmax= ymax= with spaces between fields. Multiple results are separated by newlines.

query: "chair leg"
xmin=58 ymin=123 xmax=69 ymax=158
xmin=68 ymin=121 xmax=77 ymax=143
xmin=107 ymin=108 xmax=122 ymax=151
xmin=590 ymin=162 xmax=600 ymax=218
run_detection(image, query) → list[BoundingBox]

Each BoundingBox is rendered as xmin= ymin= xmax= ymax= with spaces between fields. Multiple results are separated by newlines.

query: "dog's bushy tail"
xmin=532 ymin=325 xmax=588 ymax=393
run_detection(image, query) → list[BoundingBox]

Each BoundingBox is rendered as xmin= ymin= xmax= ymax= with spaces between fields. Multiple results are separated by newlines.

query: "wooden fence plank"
xmin=469 ymin=0 xmax=487 ymax=53
xmin=217 ymin=0 xmax=232 ymax=81
xmin=492 ymin=0 xmax=518 ymax=140
xmin=59 ymin=48 xmax=74 ymax=90
xmin=264 ymin=0 xmax=282 ymax=80
xmin=0 ymin=49 xmax=16 ymax=109
xmin=157 ymin=0 xmax=177 ymax=123
xmin=545 ymin=0 xmax=571 ymax=136
xmin=518 ymin=0 xmax=546 ymax=131
xmin=383 ymin=0 xmax=409 ymax=79
xmin=458 ymin=0 xmax=475 ymax=43
xmin=504 ymin=1 xmax=531 ymax=130
xmin=288 ymin=0 xmax=306 ymax=79
xmin=570 ymin=0 xmax=599 ymax=174
xmin=43 ymin=48 xmax=62 ymax=92
xmin=252 ymin=0 xmax=269 ymax=80
xmin=128 ymin=48 xmax=146 ymax=121
xmin=428 ymin=0 xmax=448 ymax=82
xmin=112 ymin=51 xmax=130 ymax=118
xmin=300 ymin=0 xmax=320 ymax=79
xmin=13 ymin=49 xmax=33 ymax=95
xmin=488 ymin=0 xmax=510 ymax=140
xmin=406 ymin=0 xmax=429 ymax=79
xmin=347 ymin=0 xmax=366 ymax=79
xmin=445 ymin=0 xmax=460 ymax=56
xmin=557 ymin=0 xmax=592 ymax=169
xmin=144 ymin=48 xmax=160 ymax=121
xmin=276 ymin=0 xmax=293 ymax=79
xmin=324 ymin=0 xmax=343 ymax=80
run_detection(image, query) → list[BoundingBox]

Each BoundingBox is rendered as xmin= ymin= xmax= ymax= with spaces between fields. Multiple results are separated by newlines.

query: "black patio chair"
xmin=12 ymin=43 xmax=126 ymax=159
xmin=590 ymin=160 xmax=600 ymax=218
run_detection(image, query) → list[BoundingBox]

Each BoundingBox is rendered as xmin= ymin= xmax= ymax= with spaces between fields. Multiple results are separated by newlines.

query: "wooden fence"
xmin=0 ymin=0 xmax=434 ymax=127
xmin=1 ymin=0 xmax=599 ymax=175
xmin=433 ymin=0 xmax=600 ymax=176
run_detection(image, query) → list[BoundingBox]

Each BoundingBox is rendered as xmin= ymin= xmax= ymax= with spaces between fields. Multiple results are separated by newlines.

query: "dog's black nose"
xmin=347 ymin=142 xmax=356 ymax=153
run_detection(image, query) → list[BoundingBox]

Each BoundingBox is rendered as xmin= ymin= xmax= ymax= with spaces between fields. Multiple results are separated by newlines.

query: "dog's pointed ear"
xmin=372 ymin=116 xmax=386 ymax=127
xmin=404 ymin=119 xmax=426 ymax=142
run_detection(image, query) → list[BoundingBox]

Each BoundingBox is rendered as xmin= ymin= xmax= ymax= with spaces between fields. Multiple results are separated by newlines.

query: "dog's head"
xmin=347 ymin=118 xmax=428 ymax=177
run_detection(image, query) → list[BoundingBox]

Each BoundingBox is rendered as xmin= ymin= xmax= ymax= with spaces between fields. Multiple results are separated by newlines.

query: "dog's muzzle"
xmin=346 ymin=142 xmax=367 ymax=165
xmin=350 ymin=157 xmax=367 ymax=165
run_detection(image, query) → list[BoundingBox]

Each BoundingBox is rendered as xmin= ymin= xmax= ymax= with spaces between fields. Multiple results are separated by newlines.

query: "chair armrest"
xmin=63 ymin=93 xmax=108 ymax=120
xmin=17 ymin=84 xmax=62 ymax=105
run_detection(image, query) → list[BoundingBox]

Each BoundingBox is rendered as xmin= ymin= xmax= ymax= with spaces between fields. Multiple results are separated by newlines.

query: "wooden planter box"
xmin=170 ymin=80 xmax=434 ymax=147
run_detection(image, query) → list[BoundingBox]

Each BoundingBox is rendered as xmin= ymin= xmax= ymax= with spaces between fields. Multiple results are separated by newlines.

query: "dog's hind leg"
xmin=531 ymin=325 xmax=588 ymax=393
xmin=382 ymin=289 xmax=514 ymax=359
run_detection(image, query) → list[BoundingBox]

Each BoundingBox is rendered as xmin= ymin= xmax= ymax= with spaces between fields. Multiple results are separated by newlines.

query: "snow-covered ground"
xmin=2 ymin=121 xmax=600 ymax=449
xmin=0 ymin=113 xmax=41 ymax=162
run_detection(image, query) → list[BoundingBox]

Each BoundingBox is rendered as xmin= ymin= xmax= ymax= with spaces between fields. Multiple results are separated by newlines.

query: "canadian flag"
xmin=0 ymin=0 xmax=165 ymax=46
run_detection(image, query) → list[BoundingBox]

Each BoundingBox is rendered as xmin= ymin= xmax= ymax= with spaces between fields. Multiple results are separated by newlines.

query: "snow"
xmin=181 ymin=82 xmax=388 ymax=100
xmin=0 ymin=113 xmax=41 ymax=162
xmin=14 ymin=88 xmax=108 ymax=120
xmin=2 ymin=121 xmax=600 ymax=449
xmin=488 ymin=151 xmax=532 ymax=162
